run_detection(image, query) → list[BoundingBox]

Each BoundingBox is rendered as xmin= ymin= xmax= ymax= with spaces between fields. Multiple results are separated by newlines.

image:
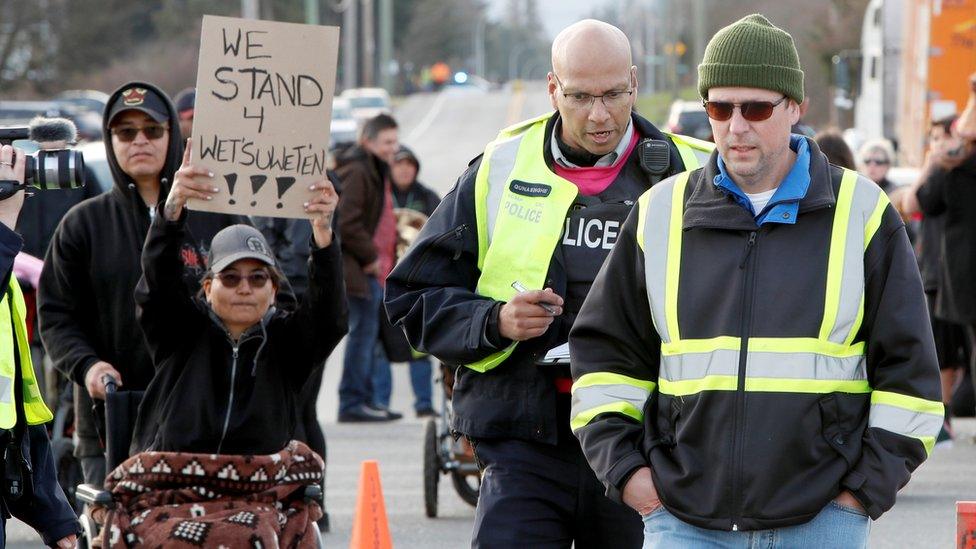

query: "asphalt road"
xmin=9 ymin=83 xmax=976 ymax=547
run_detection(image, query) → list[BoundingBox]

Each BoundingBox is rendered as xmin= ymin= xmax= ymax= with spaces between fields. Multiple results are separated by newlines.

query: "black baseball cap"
xmin=174 ymin=87 xmax=196 ymax=114
xmin=107 ymin=85 xmax=169 ymax=126
xmin=209 ymin=225 xmax=275 ymax=273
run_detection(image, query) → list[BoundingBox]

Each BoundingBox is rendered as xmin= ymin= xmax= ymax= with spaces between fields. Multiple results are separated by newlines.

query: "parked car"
xmin=665 ymin=100 xmax=713 ymax=142
xmin=330 ymin=98 xmax=358 ymax=148
xmin=77 ymin=141 xmax=112 ymax=193
xmin=55 ymin=90 xmax=110 ymax=116
xmin=340 ymin=87 xmax=392 ymax=124
xmin=0 ymin=100 xmax=102 ymax=142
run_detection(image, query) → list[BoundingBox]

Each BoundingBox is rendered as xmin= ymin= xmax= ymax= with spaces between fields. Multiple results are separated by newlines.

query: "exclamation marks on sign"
xmin=224 ymin=174 xmax=238 ymax=205
xmin=249 ymin=175 xmax=268 ymax=207
xmin=275 ymin=177 xmax=296 ymax=209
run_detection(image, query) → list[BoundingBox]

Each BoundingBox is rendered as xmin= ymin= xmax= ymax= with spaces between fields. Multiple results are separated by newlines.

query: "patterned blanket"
xmin=100 ymin=440 xmax=323 ymax=548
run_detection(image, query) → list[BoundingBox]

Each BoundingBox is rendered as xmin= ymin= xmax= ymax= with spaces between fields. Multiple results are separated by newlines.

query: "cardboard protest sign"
xmin=188 ymin=15 xmax=339 ymax=218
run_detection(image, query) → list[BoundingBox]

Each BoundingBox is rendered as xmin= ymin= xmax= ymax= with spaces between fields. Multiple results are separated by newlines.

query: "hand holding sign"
xmin=165 ymin=138 xmax=219 ymax=221
xmin=305 ymin=178 xmax=338 ymax=248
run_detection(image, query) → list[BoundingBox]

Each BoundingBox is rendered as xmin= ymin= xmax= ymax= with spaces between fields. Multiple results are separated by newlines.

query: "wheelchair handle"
xmin=101 ymin=374 xmax=119 ymax=394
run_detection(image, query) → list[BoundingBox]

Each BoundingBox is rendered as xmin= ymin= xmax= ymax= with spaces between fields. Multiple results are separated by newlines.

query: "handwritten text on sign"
xmin=189 ymin=15 xmax=340 ymax=218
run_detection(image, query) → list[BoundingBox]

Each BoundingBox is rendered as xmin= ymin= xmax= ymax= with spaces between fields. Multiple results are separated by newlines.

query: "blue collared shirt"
xmin=713 ymin=135 xmax=811 ymax=225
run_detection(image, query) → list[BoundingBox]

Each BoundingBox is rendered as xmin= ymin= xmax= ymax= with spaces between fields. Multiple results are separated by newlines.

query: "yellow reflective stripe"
xmin=463 ymin=343 xmax=517 ymax=373
xmin=665 ymin=172 xmax=689 ymax=342
xmin=570 ymin=401 xmax=643 ymax=432
xmin=661 ymin=336 xmax=864 ymax=358
xmin=819 ymin=169 xmax=858 ymax=341
xmin=473 ymin=141 xmax=495 ymax=270
xmin=636 ymin=190 xmax=651 ymax=251
xmin=659 ymin=375 xmax=738 ymax=395
xmin=917 ymin=436 xmax=937 ymax=455
xmin=572 ymin=372 xmax=656 ymax=393
xmin=744 ymin=378 xmax=871 ymax=393
xmin=863 ymin=191 xmax=890 ymax=251
xmin=871 ymin=390 xmax=945 ymax=416
xmin=659 ymin=375 xmax=871 ymax=396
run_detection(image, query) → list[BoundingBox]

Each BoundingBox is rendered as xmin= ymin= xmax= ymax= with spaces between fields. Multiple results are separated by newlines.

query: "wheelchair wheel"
xmin=423 ymin=418 xmax=440 ymax=517
xmin=450 ymin=470 xmax=480 ymax=507
xmin=77 ymin=513 xmax=99 ymax=549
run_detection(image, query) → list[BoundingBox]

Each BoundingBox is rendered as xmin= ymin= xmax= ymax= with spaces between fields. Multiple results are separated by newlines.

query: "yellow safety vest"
xmin=0 ymin=277 xmax=53 ymax=429
xmin=468 ymin=114 xmax=714 ymax=373
xmin=571 ymin=168 xmax=944 ymax=454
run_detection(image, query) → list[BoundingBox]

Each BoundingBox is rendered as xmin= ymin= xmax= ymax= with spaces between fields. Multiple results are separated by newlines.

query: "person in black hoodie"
xmin=130 ymin=145 xmax=345 ymax=454
xmin=37 ymin=82 xmax=288 ymax=487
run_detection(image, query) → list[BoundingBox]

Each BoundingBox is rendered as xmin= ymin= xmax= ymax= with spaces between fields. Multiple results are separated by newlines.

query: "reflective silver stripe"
xmin=484 ymin=133 xmax=525 ymax=245
xmin=571 ymin=384 xmax=652 ymax=420
xmin=868 ymin=403 xmax=943 ymax=440
xmin=660 ymin=351 xmax=866 ymax=382
xmin=0 ymin=375 xmax=11 ymax=404
xmin=828 ymin=177 xmax=882 ymax=344
xmin=642 ymin=177 xmax=679 ymax=343
xmin=691 ymin=148 xmax=711 ymax=169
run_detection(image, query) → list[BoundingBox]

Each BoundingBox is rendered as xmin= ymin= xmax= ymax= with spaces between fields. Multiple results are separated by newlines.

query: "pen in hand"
xmin=511 ymin=280 xmax=558 ymax=314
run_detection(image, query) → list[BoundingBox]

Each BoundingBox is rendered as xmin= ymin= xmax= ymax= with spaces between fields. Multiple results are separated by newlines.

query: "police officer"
xmin=385 ymin=19 xmax=711 ymax=548
xmin=569 ymin=14 xmax=942 ymax=548
xmin=0 ymin=145 xmax=78 ymax=548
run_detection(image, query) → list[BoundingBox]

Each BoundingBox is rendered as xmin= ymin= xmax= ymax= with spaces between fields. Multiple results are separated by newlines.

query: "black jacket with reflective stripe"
xmin=570 ymin=141 xmax=941 ymax=529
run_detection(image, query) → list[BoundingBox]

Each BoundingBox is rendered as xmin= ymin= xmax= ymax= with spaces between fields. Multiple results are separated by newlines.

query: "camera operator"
xmin=0 ymin=144 xmax=77 ymax=548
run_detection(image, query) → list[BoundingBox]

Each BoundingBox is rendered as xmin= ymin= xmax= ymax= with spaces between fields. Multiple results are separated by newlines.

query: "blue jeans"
xmin=338 ymin=277 xmax=383 ymax=414
xmin=371 ymin=346 xmax=433 ymax=411
xmin=642 ymin=502 xmax=870 ymax=549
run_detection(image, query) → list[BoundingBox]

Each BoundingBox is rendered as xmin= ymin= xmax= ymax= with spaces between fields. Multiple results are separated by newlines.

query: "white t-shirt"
xmin=744 ymin=188 xmax=777 ymax=216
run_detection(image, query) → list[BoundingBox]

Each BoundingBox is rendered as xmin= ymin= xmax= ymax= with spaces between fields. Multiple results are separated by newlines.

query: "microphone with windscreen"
xmin=0 ymin=117 xmax=87 ymax=200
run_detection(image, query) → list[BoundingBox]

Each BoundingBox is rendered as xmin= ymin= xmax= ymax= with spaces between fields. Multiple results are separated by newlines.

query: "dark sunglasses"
xmin=862 ymin=158 xmax=890 ymax=166
xmin=215 ymin=270 xmax=271 ymax=289
xmin=703 ymin=95 xmax=788 ymax=122
xmin=110 ymin=124 xmax=168 ymax=142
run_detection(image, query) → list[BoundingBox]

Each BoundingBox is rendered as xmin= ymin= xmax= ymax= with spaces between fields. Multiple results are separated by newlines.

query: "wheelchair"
xmin=75 ymin=378 xmax=324 ymax=548
xmin=422 ymin=363 xmax=481 ymax=517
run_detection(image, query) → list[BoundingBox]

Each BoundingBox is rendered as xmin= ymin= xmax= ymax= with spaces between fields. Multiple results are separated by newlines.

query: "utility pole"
xmin=304 ymin=0 xmax=320 ymax=25
xmin=241 ymin=0 xmax=259 ymax=19
xmin=474 ymin=17 xmax=487 ymax=77
xmin=362 ymin=0 xmax=375 ymax=86
xmin=378 ymin=0 xmax=393 ymax=91
xmin=692 ymin=0 xmax=705 ymax=70
xmin=343 ymin=0 xmax=359 ymax=91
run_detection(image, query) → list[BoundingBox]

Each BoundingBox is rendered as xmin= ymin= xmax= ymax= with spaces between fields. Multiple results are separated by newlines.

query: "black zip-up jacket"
xmin=570 ymin=144 xmax=941 ymax=529
xmin=130 ymin=208 xmax=347 ymax=455
xmin=385 ymin=112 xmax=692 ymax=444
xmin=37 ymin=81 xmax=292 ymax=457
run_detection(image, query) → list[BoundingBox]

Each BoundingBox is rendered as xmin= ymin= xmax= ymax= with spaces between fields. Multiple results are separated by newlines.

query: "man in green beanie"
xmin=570 ymin=14 xmax=942 ymax=548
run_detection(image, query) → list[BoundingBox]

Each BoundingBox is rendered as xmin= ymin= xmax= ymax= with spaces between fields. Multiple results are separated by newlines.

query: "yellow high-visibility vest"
xmin=0 ymin=277 xmax=53 ymax=429
xmin=468 ymin=114 xmax=713 ymax=372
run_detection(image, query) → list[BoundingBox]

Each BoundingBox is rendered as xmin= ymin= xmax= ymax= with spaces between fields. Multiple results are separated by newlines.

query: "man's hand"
xmin=622 ymin=467 xmax=661 ymax=516
xmin=164 ymin=138 xmax=218 ymax=221
xmin=55 ymin=534 xmax=77 ymax=549
xmin=304 ymin=178 xmax=338 ymax=248
xmin=498 ymin=288 xmax=564 ymax=341
xmin=834 ymin=490 xmax=866 ymax=514
xmin=0 ymin=145 xmax=27 ymax=230
xmin=84 ymin=361 xmax=122 ymax=400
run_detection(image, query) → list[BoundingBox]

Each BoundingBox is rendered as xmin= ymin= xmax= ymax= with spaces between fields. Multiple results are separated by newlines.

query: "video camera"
xmin=0 ymin=117 xmax=86 ymax=200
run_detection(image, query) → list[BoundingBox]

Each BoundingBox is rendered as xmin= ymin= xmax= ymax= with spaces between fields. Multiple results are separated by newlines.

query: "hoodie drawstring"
xmin=251 ymin=318 xmax=269 ymax=376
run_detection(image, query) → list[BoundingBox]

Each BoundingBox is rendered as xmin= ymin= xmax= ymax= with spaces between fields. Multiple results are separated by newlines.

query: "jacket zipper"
xmin=405 ymin=224 xmax=467 ymax=286
xmin=217 ymin=345 xmax=239 ymax=454
xmin=731 ymin=230 xmax=758 ymax=531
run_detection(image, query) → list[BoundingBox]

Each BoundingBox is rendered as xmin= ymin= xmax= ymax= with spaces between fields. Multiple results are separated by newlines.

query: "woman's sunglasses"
xmin=110 ymin=124 xmax=168 ymax=142
xmin=703 ymin=95 xmax=788 ymax=122
xmin=216 ymin=270 xmax=271 ymax=289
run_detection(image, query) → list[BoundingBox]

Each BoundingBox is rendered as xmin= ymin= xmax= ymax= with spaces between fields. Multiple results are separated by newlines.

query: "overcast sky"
xmin=486 ymin=0 xmax=614 ymax=40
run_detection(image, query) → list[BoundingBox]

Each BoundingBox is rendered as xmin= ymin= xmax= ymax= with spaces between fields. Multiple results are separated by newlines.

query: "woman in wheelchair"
xmin=93 ymin=143 xmax=346 ymax=548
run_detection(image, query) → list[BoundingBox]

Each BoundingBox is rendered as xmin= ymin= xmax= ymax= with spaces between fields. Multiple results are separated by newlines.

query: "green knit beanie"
xmin=698 ymin=14 xmax=804 ymax=103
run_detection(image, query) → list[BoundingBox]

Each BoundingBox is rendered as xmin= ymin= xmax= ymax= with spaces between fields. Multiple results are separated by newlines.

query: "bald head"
xmin=551 ymin=19 xmax=632 ymax=78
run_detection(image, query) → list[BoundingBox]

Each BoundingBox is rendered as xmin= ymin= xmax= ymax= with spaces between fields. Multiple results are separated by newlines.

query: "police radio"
xmin=638 ymin=139 xmax=671 ymax=181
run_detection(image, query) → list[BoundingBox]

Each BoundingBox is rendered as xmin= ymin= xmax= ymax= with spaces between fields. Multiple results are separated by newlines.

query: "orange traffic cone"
xmin=350 ymin=460 xmax=392 ymax=549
